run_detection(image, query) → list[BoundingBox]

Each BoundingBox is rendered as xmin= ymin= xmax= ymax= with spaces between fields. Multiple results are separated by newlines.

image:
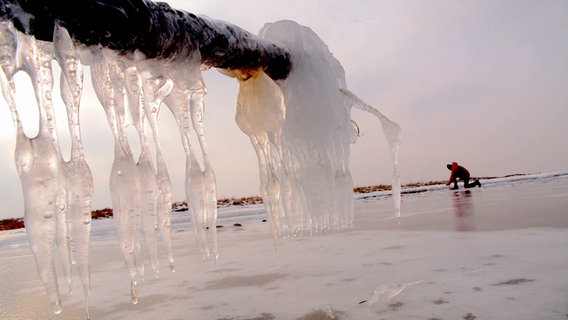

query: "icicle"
xmin=90 ymin=50 xmax=141 ymax=304
xmin=125 ymin=66 xmax=159 ymax=278
xmin=232 ymin=68 xmax=286 ymax=239
xmin=6 ymin=30 xmax=67 ymax=314
xmin=339 ymin=88 xmax=402 ymax=217
xmin=189 ymin=84 xmax=219 ymax=259
xmin=0 ymin=30 xmax=64 ymax=309
xmin=242 ymin=20 xmax=356 ymax=237
xmin=140 ymin=68 xmax=175 ymax=271
xmin=53 ymin=24 xmax=93 ymax=318
xmin=161 ymin=57 xmax=219 ymax=260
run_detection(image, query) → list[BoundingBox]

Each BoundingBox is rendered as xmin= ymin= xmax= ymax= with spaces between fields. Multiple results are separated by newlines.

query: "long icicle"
xmin=53 ymin=24 xmax=94 ymax=319
xmin=162 ymin=56 xmax=219 ymax=260
xmin=125 ymin=66 xmax=160 ymax=278
xmin=139 ymin=68 xmax=175 ymax=272
xmin=90 ymin=50 xmax=141 ymax=304
xmin=12 ymin=31 xmax=66 ymax=314
xmin=339 ymin=88 xmax=402 ymax=216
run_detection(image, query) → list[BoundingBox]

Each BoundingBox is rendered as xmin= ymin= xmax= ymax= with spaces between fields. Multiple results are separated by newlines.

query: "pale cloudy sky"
xmin=0 ymin=0 xmax=567 ymax=219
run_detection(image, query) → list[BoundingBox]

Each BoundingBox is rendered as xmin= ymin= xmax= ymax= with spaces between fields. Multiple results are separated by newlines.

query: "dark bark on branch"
xmin=1 ymin=0 xmax=291 ymax=80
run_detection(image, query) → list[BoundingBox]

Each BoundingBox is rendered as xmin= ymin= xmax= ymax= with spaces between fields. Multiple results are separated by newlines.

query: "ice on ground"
xmin=1 ymin=173 xmax=567 ymax=320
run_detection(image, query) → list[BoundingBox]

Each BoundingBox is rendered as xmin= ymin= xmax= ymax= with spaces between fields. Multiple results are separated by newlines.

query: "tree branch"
xmin=1 ymin=0 xmax=291 ymax=80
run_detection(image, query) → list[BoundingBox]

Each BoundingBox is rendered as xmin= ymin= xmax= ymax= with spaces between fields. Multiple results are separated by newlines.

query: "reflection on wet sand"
xmin=452 ymin=190 xmax=475 ymax=231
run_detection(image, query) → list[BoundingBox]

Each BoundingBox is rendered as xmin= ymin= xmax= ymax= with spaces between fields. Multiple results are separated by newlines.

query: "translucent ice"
xmin=232 ymin=21 xmax=401 ymax=237
xmin=340 ymin=89 xmax=402 ymax=216
xmin=368 ymin=280 xmax=424 ymax=303
xmin=234 ymin=20 xmax=358 ymax=237
xmin=139 ymin=68 xmax=175 ymax=271
xmin=2 ymin=28 xmax=66 ymax=314
xmin=90 ymin=50 xmax=142 ymax=303
xmin=125 ymin=67 xmax=160 ymax=278
xmin=54 ymin=25 xmax=94 ymax=318
xmin=161 ymin=57 xmax=219 ymax=260
xmin=189 ymin=86 xmax=219 ymax=260
xmin=1 ymin=8 xmax=402 ymax=316
xmin=233 ymin=69 xmax=285 ymax=239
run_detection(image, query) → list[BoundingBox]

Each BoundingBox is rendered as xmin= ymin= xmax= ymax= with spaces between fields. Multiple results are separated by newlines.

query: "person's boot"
xmin=475 ymin=179 xmax=481 ymax=187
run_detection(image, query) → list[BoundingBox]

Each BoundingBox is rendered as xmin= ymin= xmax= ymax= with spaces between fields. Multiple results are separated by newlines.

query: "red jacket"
xmin=447 ymin=162 xmax=470 ymax=183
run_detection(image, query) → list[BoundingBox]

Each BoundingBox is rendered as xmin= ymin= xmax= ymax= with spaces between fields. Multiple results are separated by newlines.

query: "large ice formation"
xmin=0 ymin=2 xmax=400 ymax=317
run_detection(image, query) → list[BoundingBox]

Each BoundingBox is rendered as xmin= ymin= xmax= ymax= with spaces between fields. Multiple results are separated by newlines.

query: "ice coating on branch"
xmin=235 ymin=21 xmax=357 ymax=236
xmin=1 ymin=8 xmax=401 ymax=316
xmin=1 ymin=0 xmax=291 ymax=80
xmin=233 ymin=20 xmax=401 ymax=236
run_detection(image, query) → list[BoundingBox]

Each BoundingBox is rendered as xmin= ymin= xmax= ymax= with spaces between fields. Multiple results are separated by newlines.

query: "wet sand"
xmin=0 ymin=174 xmax=567 ymax=319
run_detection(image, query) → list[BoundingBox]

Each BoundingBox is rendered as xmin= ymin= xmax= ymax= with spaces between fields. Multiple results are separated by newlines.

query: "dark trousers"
xmin=450 ymin=174 xmax=477 ymax=189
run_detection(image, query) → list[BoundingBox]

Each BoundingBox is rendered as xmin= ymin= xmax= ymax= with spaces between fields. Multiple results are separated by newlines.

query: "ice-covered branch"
xmin=0 ymin=0 xmax=291 ymax=80
xmin=0 ymin=1 xmax=402 ymax=317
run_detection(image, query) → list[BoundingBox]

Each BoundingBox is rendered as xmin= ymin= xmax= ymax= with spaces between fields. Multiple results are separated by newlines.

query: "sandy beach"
xmin=1 ymin=172 xmax=567 ymax=320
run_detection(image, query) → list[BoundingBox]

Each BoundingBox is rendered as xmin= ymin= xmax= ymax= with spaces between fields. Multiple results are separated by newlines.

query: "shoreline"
xmin=1 ymin=170 xmax=567 ymax=232
xmin=1 ymin=174 xmax=567 ymax=319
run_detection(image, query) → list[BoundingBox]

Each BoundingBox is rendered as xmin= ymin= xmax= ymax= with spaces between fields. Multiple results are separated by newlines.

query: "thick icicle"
xmin=28 ymin=33 xmax=74 ymax=295
xmin=161 ymin=57 xmax=219 ymax=260
xmin=1 ymin=25 xmax=64 ymax=314
xmin=237 ymin=20 xmax=356 ymax=237
xmin=125 ymin=66 xmax=160 ymax=278
xmin=90 ymin=50 xmax=141 ymax=304
xmin=53 ymin=25 xmax=94 ymax=319
xmin=233 ymin=68 xmax=286 ymax=239
xmin=3 ymin=29 xmax=67 ymax=314
xmin=139 ymin=67 xmax=175 ymax=271
xmin=339 ymin=89 xmax=402 ymax=216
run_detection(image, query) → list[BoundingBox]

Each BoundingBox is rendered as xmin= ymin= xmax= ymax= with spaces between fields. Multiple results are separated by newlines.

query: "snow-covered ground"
xmin=1 ymin=171 xmax=567 ymax=319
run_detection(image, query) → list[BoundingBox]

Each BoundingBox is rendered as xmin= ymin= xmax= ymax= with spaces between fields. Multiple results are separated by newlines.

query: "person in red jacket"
xmin=446 ymin=162 xmax=481 ymax=189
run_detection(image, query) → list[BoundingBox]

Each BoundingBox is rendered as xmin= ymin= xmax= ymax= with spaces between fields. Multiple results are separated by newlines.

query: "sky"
xmin=0 ymin=0 xmax=567 ymax=219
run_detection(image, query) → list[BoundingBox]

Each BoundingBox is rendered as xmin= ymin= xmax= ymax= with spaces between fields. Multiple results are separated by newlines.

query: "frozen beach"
xmin=1 ymin=172 xmax=567 ymax=320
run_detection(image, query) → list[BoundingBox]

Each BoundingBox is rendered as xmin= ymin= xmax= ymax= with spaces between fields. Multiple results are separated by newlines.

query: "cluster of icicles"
xmin=235 ymin=21 xmax=402 ymax=238
xmin=0 ymin=19 xmax=401 ymax=319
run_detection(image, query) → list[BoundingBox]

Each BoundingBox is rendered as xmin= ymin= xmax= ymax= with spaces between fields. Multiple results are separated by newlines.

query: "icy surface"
xmin=1 ymin=172 xmax=567 ymax=320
